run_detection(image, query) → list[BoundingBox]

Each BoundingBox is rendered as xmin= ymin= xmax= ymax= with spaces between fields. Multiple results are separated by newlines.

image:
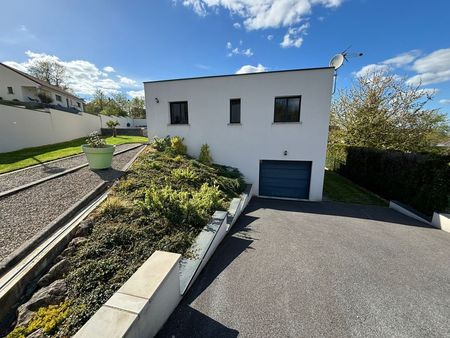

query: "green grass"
xmin=0 ymin=135 xmax=148 ymax=174
xmin=323 ymin=170 xmax=387 ymax=207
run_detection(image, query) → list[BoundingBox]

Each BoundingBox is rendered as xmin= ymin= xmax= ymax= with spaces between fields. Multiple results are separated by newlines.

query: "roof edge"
xmin=144 ymin=66 xmax=334 ymax=84
xmin=0 ymin=62 xmax=83 ymax=101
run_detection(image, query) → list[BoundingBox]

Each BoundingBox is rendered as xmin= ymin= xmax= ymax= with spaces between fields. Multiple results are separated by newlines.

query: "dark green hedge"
xmin=339 ymin=147 xmax=450 ymax=215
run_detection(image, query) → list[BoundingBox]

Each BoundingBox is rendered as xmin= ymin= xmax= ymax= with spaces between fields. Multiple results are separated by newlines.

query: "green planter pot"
xmin=82 ymin=144 xmax=115 ymax=170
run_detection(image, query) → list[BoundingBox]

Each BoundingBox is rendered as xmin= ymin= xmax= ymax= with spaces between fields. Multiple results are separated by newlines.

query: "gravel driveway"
xmin=0 ymin=145 xmax=143 ymax=262
xmin=0 ymin=143 xmax=141 ymax=193
xmin=158 ymin=197 xmax=450 ymax=338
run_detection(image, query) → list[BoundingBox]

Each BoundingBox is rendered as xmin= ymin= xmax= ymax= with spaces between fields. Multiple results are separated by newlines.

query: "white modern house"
xmin=0 ymin=63 xmax=84 ymax=112
xmin=144 ymin=67 xmax=334 ymax=201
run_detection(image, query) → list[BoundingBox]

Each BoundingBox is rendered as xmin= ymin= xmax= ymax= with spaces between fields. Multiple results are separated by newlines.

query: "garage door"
xmin=259 ymin=160 xmax=312 ymax=199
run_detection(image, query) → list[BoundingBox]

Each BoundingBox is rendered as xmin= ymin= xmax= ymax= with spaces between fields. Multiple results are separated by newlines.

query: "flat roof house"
xmin=0 ymin=63 xmax=84 ymax=112
xmin=144 ymin=67 xmax=334 ymax=201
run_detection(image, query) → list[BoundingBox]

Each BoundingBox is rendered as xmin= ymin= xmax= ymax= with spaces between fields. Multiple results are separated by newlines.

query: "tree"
xmin=28 ymin=60 xmax=68 ymax=89
xmin=330 ymin=72 xmax=449 ymax=153
xmin=106 ymin=120 xmax=120 ymax=137
xmin=85 ymin=90 xmax=108 ymax=115
xmin=129 ymin=97 xmax=146 ymax=119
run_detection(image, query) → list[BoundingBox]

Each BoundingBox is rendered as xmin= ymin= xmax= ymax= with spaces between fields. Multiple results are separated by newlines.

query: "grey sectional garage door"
xmin=259 ymin=160 xmax=312 ymax=199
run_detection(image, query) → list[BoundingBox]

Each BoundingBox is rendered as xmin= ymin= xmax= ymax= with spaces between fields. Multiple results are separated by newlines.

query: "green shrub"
xmin=170 ymin=136 xmax=187 ymax=155
xmin=340 ymin=147 xmax=450 ymax=215
xmin=141 ymin=183 xmax=224 ymax=227
xmin=172 ymin=167 xmax=199 ymax=182
xmin=151 ymin=136 xmax=171 ymax=151
xmin=198 ymin=144 xmax=213 ymax=165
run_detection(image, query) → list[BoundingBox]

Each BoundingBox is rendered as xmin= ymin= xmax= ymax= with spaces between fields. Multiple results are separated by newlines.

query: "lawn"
xmin=323 ymin=170 xmax=387 ymax=206
xmin=0 ymin=135 xmax=148 ymax=174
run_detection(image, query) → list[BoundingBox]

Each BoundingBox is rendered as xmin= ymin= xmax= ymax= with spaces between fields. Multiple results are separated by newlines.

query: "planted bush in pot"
xmin=82 ymin=132 xmax=115 ymax=170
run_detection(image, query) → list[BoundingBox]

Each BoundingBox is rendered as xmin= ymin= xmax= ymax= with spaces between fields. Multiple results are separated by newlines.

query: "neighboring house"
xmin=144 ymin=67 xmax=334 ymax=201
xmin=0 ymin=63 xmax=84 ymax=112
xmin=437 ymin=139 xmax=450 ymax=148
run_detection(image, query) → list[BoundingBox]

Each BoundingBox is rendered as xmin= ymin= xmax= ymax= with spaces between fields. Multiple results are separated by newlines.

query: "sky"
xmin=0 ymin=0 xmax=449 ymax=116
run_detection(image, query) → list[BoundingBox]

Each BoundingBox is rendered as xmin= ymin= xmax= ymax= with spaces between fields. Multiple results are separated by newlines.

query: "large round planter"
xmin=82 ymin=144 xmax=115 ymax=170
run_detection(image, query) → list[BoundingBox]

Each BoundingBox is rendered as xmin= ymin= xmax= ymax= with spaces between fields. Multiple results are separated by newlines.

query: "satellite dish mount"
xmin=329 ymin=46 xmax=363 ymax=94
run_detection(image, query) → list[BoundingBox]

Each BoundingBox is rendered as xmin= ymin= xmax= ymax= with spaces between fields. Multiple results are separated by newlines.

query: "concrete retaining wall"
xmin=75 ymin=186 xmax=252 ymax=337
xmin=0 ymin=104 xmax=147 ymax=153
xmin=432 ymin=212 xmax=450 ymax=233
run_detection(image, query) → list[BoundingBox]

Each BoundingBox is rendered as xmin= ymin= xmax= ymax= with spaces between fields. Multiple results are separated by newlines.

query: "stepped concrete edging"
xmin=432 ymin=212 xmax=450 ymax=233
xmin=389 ymin=201 xmax=450 ymax=233
xmin=75 ymin=184 xmax=253 ymax=338
xmin=74 ymin=251 xmax=182 ymax=338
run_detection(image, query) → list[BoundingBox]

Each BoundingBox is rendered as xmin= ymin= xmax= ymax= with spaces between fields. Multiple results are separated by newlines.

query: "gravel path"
xmin=0 ymin=143 xmax=142 ymax=193
xmin=0 ymin=145 xmax=143 ymax=262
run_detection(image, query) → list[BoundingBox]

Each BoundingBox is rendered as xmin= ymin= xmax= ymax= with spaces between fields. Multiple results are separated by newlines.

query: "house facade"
xmin=0 ymin=63 xmax=84 ymax=112
xmin=144 ymin=67 xmax=334 ymax=201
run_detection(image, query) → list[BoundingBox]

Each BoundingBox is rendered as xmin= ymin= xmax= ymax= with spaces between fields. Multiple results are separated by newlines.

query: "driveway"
xmin=158 ymin=198 xmax=450 ymax=338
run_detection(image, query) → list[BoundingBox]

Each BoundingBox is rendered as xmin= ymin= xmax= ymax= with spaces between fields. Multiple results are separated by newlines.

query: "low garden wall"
xmin=339 ymin=147 xmax=450 ymax=216
xmin=0 ymin=104 xmax=147 ymax=153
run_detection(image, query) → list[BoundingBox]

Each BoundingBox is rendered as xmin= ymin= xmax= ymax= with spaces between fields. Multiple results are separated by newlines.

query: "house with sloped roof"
xmin=0 ymin=63 xmax=84 ymax=112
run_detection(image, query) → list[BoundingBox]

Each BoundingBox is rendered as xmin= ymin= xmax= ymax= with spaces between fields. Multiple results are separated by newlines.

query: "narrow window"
xmin=7 ymin=87 xmax=13 ymax=94
xmin=55 ymin=94 xmax=62 ymax=102
xmin=274 ymin=96 xmax=301 ymax=122
xmin=230 ymin=99 xmax=241 ymax=124
xmin=170 ymin=101 xmax=189 ymax=124
xmin=77 ymin=102 xmax=81 ymax=108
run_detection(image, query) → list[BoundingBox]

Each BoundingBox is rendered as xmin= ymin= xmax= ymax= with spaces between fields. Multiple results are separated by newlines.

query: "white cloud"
xmin=127 ymin=90 xmax=145 ymax=98
xmin=354 ymin=64 xmax=390 ymax=78
xmin=226 ymin=41 xmax=254 ymax=57
xmin=195 ymin=63 xmax=210 ymax=70
xmin=439 ymin=99 xmax=450 ymax=105
xmin=180 ymin=0 xmax=342 ymax=30
xmin=103 ymin=66 xmax=115 ymax=73
xmin=0 ymin=25 xmax=36 ymax=45
xmin=233 ymin=22 xmax=241 ymax=29
xmin=118 ymin=75 xmax=137 ymax=86
xmin=235 ymin=63 xmax=267 ymax=74
xmin=407 ymin=48 xmax=450 ymax=86
xmin=267 ymin=34 xmax=274 ymax=40
xmin=4 ymin=51 xmax=142 ymax=97
xmin=382 ymin=50 xmax=421 ymax=67
xmin=280 ymin=23 xmax=309 ymax=48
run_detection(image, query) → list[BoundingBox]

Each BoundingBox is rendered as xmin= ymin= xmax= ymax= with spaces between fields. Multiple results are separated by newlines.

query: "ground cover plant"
xmin=7 ymin=137 xmax=245 ymax=337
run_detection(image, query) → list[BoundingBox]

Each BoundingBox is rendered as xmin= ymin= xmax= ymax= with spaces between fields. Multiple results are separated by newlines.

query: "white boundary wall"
xmin=0 ymin=105 xmax=147 ymax=153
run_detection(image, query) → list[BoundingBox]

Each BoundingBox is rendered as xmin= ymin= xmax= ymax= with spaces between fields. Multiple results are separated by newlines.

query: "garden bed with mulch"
xmin=5 ymin=139 xmax=245 ymax=337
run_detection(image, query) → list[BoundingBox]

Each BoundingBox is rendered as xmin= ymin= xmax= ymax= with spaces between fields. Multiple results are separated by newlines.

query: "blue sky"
xmin=1 ymin=0 xmax=449 ymax=115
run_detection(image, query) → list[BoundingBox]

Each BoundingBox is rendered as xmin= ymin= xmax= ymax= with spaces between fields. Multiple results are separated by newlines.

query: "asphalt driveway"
xmin=158 ymin=198 xmax=450 ymax=338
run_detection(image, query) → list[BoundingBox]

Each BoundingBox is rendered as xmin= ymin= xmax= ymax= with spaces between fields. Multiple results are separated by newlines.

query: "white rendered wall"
xmin=0 ymin=105 xmax=100 ymax=152
xmin=0 ymin=65 xmax=36 ymax=101
xmin=145 ymin=68 xmax=334 ymax=200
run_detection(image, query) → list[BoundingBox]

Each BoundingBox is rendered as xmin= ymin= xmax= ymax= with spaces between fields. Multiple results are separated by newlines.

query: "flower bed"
xmin=7 ymin=142 xmax=245 ymax=337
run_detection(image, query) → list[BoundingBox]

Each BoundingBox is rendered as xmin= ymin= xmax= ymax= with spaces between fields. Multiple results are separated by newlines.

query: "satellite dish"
xmin=329 ymin=53 xmax=345 ymax=70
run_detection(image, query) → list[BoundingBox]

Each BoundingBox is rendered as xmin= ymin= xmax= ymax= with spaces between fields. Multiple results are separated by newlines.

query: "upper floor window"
xmin=7 ymin=87 xmax=13 ymax=94
xmin=274 ymin=96 xmax=301 ymax=123
xmin=170 ymin=101 xmax=189 ymax=124
xmin=55 ymin=94 xmax=62 ymax=102
xmin=230 ymin=99 xmax=241 ymax=124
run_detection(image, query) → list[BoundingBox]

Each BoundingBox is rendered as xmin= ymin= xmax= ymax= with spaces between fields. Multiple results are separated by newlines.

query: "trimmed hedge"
xmin=339 ymin=147 xmax=450 ymax=215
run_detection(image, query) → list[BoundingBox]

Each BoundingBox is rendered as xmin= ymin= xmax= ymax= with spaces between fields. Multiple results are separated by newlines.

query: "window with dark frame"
xmin=7 ymin=87 xmax=13 ymax=94
xmin=230 ymin=98 xmax=241 ymax=124
xmin=274 ymin=96 xmax=301 ymax=123
xmin=170 ymin=101 xmax=189 ymax=124
xmin=55 ymin=94 xmax=62 ymax=102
